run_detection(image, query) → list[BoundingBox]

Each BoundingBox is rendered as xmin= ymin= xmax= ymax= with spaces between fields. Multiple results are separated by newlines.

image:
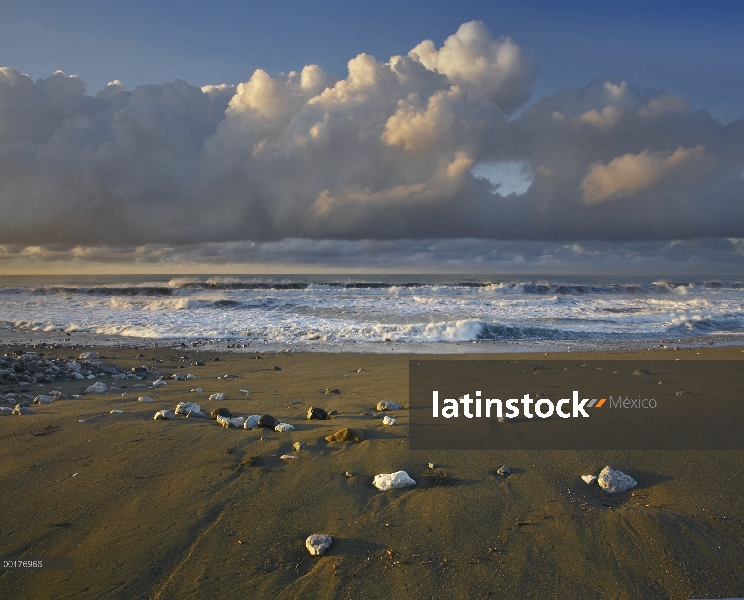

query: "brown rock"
xmin=325 ymin=428 xmax=365 ymax=443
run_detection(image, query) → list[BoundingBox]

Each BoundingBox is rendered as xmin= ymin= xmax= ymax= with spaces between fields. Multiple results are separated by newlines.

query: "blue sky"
xmin=1 ymin=1 xmax=743 ymax=273
xmin=3 ymin=0 xmax=744 ymax=122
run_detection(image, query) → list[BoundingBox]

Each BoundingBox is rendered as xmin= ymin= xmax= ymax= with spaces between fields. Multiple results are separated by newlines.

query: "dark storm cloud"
xmin=0 ymin=21 xmax=742 ymax=251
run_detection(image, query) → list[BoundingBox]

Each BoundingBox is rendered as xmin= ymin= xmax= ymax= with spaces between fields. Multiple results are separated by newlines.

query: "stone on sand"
xmin=325 ymin=428 xmax=365 ymax=443
xmin=138 ymin=396 xmax=155 ymax=402
xmin=376 ymin=400 xmax=401 ymax=411
xmin=175 ymin=402 xmax=201 ymax=415
xmin=597 ymin=466 xmax=637 ymax=493
xmin=582 ymin=475 xmax=597 ymax=484
xmin=79 ymin=352 xmax=97 ymax=360
xmin=633 ymin=369 xmax=650 ymax=376
xmin=293 ymin=441 xmax=307 ymax=451
xmin=257 ymin=414 xmax=279 ymax=428
xmin=382 ymin=415 xmax=397 ymax=426
xmin=153 ymin=410 xmax=176 ymax=420
xmin=13 ymin=405 xmax=34 ymax=415
xmin=216 ymin=415 xmax=245 ymax=428
xmin=33 ymin=395 xmax=54 ymax=404
xmin=373 ymin=470 xmax=416 ymax=491
xmin=244 ymin=415 xmax=261 ymax=430
xmin=306 ymin=534 xmax=333 ymax=556
xmin=85 ymin=381 xmax=107 ymax=394
xmin=209 ymin=393 xmax=226 ymax=401
xmin=496 ymin=466 xmax=511 ymax=477
xmin=275 ymin=423 xmax=295 ymax=432
xmin=306 ymin=407 xmax=328 ymax=420
xmin=211 ymin=407 xmax=232 ymax=420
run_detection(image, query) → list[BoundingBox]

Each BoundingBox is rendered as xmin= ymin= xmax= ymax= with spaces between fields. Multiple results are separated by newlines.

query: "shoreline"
xmin=1 ymin=345 xmax=743 ymax=598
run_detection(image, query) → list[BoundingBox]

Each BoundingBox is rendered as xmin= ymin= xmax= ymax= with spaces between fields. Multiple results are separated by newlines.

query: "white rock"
xmin=376 ymin=400 xmax=402 ymax=411
xmin=186 ymin=374 xmax=198 ymax=380
xmin=306 ymin=534 xmax=332 ymax=556
xmin=153 ymin=410 xmax=176 ymax=420
xmin=275 ymin=423 xmax=295 ymax=432
xmin=110 ymin=409 xmax=124 ymax=414
xmin=209 ymin=392 xmax=225 ymax=401
xmin=382 ymin=415 xmax=397 ymax=426
xmin=33 ymin=395 xmax=54 ymax=404
xmin=86 ymin=374 xmax=95 ymax=380
xmin=240 ymin=389 xmax=249 ymax=394
xmin=280 ymin=455 xmax=299 ymax=460
xmin=216 ymin=415 xmax=245 ymax=428
xmin=597 ymin=466 xmax=637 ymax=494
xmin=373 ymin=470 xmax=416 ymax=491
xmin=79 ymin=352 xmax=97 ymax=360
xmin=171 ymin=373 xmax=186 ymax=381
xmin=152 ymin=380 xmax=168 ymax=387
xmin=191 ymin=387 xmax=202 ymax=392
xmin=138 ymin=396 xmax=155 ymax=402
xmin=85 ymin=381 xmax=108 ymax=394
xmin=175 ymin=402 xmax=202 ymax=416
xmin=581 ymin=475 xmax=597 ymax=484
xmin=244 ymin=415 xmax=261 ymax=429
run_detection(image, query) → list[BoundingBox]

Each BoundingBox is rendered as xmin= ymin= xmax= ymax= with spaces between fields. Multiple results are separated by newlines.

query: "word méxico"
xmin=433 ymin=391 xmax=602 ymax=419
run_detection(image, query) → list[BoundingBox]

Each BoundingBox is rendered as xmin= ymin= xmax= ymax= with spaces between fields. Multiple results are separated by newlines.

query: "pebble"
xmin=373 ymin=471 xmax=416 ymax=491
xmin=582 ymin=475 xmax=597 ymax=484
xmin=209 ymin=393 xmax=226 ymax=401
xmin=633 ymin=369 xmax=650 ymax=376
xmin=306 ymin=534 xmax=332 ymax=556
xmin=85 ymin=381 xmax=108 ymax=394
xmin=324 ymin=388 xmax=340 ymax=394
xmin=382 ymin=415 xmax=397 ymax=426
xmin=78 ymin=352 xmax=97 ymax=360
xmin=191 ymin=388 xmax=203 ymax=392
xmin=152 ymin=380 xmax=168 ymax=387
xmin=239 ymin=389 xmax=249 ymax=394
xmin=345 ymin=471 xmax=353 ymax=477
xmin=273 ymin=366 xmax=282 ymax=371
xmin=496 ymin=466 xmax=511 ymax=477
xmin=597 ymin=466 xmax=637 ymax=493
xmin=275 ymin=423 xmax=295 ymax=432
xmin=376 ymin=400 xmax=402 ymax=411
xmin=153 ymin=410 xmax=176 ymax=420
xmin=280 ymin=454 xmax=298 ymax=460
xmin=211 ymin=407 xmax=232 ymax=420
xmin=307 ymin=407 xmax=328 ymax=420
xmin=244 ymin=415 xmax=261 ymax=429
xmin=325 ymin=428 xmax=366 ymax=443
xmin=110 ymin=409 xmax=124 ymax=414
xmin=293 ymin=441 xmax=307 ymax=451
xmin=137 ymin=396 xmax=155 ymax=402
xmin=428 ymin=463 xmax=435 ymax=469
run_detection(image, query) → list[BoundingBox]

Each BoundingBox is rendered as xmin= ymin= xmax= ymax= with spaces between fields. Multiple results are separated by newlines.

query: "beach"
xmin=1 ymin=344 xmax=743 ymax=599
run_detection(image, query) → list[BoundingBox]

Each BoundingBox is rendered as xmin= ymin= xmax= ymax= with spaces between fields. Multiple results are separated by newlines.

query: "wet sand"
xmin=1 ymin=345 xmax=743 ymax=599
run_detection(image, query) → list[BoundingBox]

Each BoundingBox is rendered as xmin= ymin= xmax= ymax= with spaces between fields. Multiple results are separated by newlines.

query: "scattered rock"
xmin=186 ymin=374 xmax=198 ymax=380
xmin=496 ymin=466 xmax=511 ymax=477
xmin=382 ymin=415 xmax=397 ymax=426
xmin=273 ymin=366 xmax=282 ymax=371
xmin=258 ymin=414 xmax=279 ymax=428
xmin=324 ymin=388 xmax=340 ymax=394
xmin=306 ymin=534 xmax=332 ymax=556
xmin=171 ymin=373 xmax=186 ymax=381
xmin=280 ymin=454 xmax=298 ymax=460
xmin=152 ymin=380 xmax=168 ymax=387
xmin=633 ymin=369 xmax=650 ymax=376
xmin=153 ymin=410 xmax=176 ymax=420
xmin=373 ymin=471 xmax=416 ymax=491
xmin=191 ymin=387 xmax=203 ymax=392
xmin=376 ymin=400 xmax=402 ymax=411
xmin=85 ymin=381 xmax=107 ymax=394
xmin=582 ymin=475 xmax=597 ymax=484
xmin=110 ymin=409 xmax=124 ymax=414
xmin=12 ymin=405 xmax=33 ymax=415
xmin=138 ymin=396 xmax=155 ymax=402
xmin=209 ymin=392 xmax=226 ymax=401
xmin=216 ymin=415 xmax=245 ymax=428
xmin=307 ymin=407 xmax=328 ymax=420
xmin=328 ymin=409 xmax=338 ymax=415
xmin=0 ymin=406 xmax=12 ymax=413
xmin=428 ymin=463 xmax=435 ymax=469
xmin=175 ymin=402 xmax=203 ymax=416
xmin=325 ymin=428 xmax=366 ymax=443
xmin=293 ymin=441 xmax=307 ymax=451
xmin=244 ymin=415 xmax=261 ymax=429
xmin=211 ymin=407 xmax=232 ymax=420
xmin=79 ymin=352 xmax=97 ymax=360
xmin=676 ymin=390 xmax=687 ymax=396
xmin=33 ymin=395 xmax=54 ymax=404
xmin=597 ymin=466 xmax=637 ymax=494
xmin=275 ymin=423 xmax=295 ymax=432
xmin=212 ymin=357 xmax=221 ymax=361
xmin=345 ymin=471 xmax=353 ymax=477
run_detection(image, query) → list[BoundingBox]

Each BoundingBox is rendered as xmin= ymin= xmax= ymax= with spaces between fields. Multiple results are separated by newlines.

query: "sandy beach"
xmin=1 ymin=344 xmax=743 ymax=599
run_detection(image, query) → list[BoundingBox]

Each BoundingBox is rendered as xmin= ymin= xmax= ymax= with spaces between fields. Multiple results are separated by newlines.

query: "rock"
xmin=325 ymin=428 xmax=366 ymax=443
xmin=194 ymin=361 xmax=205 ymax=366
xmin=428 ymin=463 xmax=435 ymax=469
xmin=307 ymin=407 xmax=328 ymax=420
xmin=211 ymin=407 xmax=232 ymax=420
xmin=212 ymin=357 xmax=221 ymax=361
xmin=85 ymin=381 xmax=108 ymax=394
xmin=376 ymin=400 xmax=402 ymax=411
xmin=33 ymin=395 xmax=54 ymax=404
xmin=324 ymin=388 xmax=340 ymax=394
xmin=216 ymin=415 xmax=245 ymax=428
xmin=191 ymin=387 xmax=203 ymax=392
xmin=306 ymin=534 xmax=333 ymax=556
xmin=153 ymin=410 xmax=176 ymax=420
xmin=257 ymin=414 xmax=279 ymax=428
xmin=280 ymin=455 xmax=298 ymax=460
xmin=110 ymin=409 xmax=124 ymax=414
xmin=209 ymin=393 xmax=226 ymax=401
xmin=186 ymin=374 xmax=198 ymax=380
xmin=244 ymin=415 xmax=261 ymax=429
xmin=275 ymin=423 xmax=295 ymax=432
xmin=171 ymin=373 xmax=186 ymax=381
xmin=0 ymin=406 xmax=12 ymax=413
xmin=382 ymin=415 xmax=397 ymax=426
xmin=496 ymin=466 xmax=511 ymax=477
xmin=138 ymin=396 xmax=155 ymax=402
xmin=633 ymin=369 xmax=650 ymax=376
xmin=152 ymin=380 xmax=168 ymax=387
xmin=273 ymin=366 xmax=282 ymax=371
xmin=597 ymin=466 xmax=637 ymax=493
xmin=582 ymin=475 xmax=597 ymax=484
xmin=328 ymin=409 xmax=338 ymax=415
xmin=72 ymin=372 xmax=85 ymax=380
xmin=293 ymin=441 xmax=307 ymax=451
xmin=175 ymin=402 xmax=202 ymax=416
xmin=345 ymin=471 xmax=353 ymax=477
xmin=373 ymin=471 xmax=416 ymax=491
xmin=239 ymin=389 xmax=249 ymax=394
xmin=79 ymin=352 xmax=97 ymax=360
xmin=52 ymin=392 xmax=69 ymax=401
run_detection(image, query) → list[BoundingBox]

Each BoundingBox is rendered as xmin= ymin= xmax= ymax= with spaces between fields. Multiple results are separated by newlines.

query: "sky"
xmin=1 ymin=1 xmax=743 ymax=274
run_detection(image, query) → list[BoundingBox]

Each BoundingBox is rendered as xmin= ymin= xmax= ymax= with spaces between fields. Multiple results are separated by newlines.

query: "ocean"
xmin=1 ymin=274 xmax=743 ymax=352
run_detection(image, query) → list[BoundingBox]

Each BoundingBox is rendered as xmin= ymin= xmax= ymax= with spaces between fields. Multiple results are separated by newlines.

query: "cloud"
xmin=0 ymin=23 xmax=743 ymax=256
xmin=581 ymin=145 xmax=710 ymax=204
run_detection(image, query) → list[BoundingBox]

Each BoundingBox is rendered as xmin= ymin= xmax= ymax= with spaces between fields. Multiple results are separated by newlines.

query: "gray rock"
xmin=12 ymin=405 xmax=33 ymax=415
xmin=85 ymin=381 xmax=107 ymax=394
xmin=306 ymin=534 xmax=333 ymax=556
xmin=137 ymin=396 xmax=155 ymax=402
xmin=244 ymin=415 xmax=261 ymax=429
xmin=79 ymin=352 xmax=97 ymax=360
xmin=33 ymin=395 xmax=54 ymax=404
xmin=153 ymin=410 xmax=176 ymax=420
xmin=597 ymin=466 xmax=637 ymax=493
xmin=496 ymin=466 xmax=511 ymax=477
xmin=209 ymin=392 xmax=226 ymax=401
xmin=216 ymin=415 xmax=245 ymax=428
xmin=175 ymin=402 xmax=202 ymax=416
xmin=376 ymin=400 xmax=402 ymax=411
